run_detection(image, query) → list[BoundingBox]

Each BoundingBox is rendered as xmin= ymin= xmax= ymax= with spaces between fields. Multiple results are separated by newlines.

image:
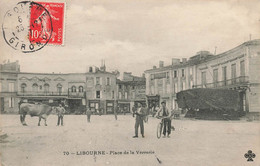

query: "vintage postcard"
xmin=0 ymin=0 xmax=259 ymax=166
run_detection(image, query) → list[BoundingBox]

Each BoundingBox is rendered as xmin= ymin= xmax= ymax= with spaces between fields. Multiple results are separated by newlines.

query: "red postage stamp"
xmin=30 ymin=2 xmax=65 ymax=45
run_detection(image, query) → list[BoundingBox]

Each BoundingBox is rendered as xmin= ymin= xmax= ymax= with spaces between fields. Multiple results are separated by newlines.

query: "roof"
xmin=145 ymin=39 xmax=260 ymax=73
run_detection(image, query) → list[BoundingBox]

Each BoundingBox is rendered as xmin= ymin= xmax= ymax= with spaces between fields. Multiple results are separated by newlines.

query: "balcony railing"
xmin=194 ymin=76 xmax=249 ymax=88
xmin=68 ymin=92 xmax=85 ymax=98
xmin=17 ymin=91 xmax=68 ymax=96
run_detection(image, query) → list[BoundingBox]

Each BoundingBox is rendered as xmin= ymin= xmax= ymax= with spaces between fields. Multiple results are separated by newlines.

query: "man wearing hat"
xmin=56 ymin=104 xmax=66 ymax=126
xmin=156 ymin=101 xmax=171 ymax=138
xmin=133 ymin=103 xmax=146 ymax=138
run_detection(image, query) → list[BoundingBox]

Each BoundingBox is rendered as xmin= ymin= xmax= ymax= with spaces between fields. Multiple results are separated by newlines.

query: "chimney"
xmin=153 ymin=66 xmax=156 ymax=69
xmin=182 ymin=58 xmax=187 ymax=63
xmin=89 ymin=67 xmax=93 ymax=73
xmin=172 ymin=58 xmax=180 ymax=65
xmin=159 ymin=61 xmax=164 ymax=68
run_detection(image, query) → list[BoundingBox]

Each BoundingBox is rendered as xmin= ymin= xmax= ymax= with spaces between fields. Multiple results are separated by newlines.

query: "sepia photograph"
xmin=0 ymin=0 xmax=259 ymax=165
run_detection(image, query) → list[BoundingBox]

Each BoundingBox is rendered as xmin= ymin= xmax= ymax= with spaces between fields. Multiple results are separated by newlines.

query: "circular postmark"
xmin=2 ymin=1 xmax=53 ymax=53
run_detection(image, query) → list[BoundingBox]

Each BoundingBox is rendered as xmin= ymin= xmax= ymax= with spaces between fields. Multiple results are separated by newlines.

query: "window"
xmin=174 ymin=83 xmax=178 ymax=93
xmin=96 ymin=77 xmax=100 ymax=85
xmin=21 ymin=83 xmax=27 ymax=93
xmin=240 ymin=60 xmax=245 ymax=76
xmin=79 ymin=86 xmax=84 ymax=92
xmin=182 ymin=82 xmax=186 ymax=90
xmin=231 ymin=64 xmax=236 ymax=84
xmin=8 ymin=82 xmax=14 ymax=92
xmin=125 ymin=92 xmax=128 ymax=99
xmin=181 ymin=69 xmax=185 ymax=77
xmin=132 ymin=86 xmax=135 ymax=90
xmin=151 ymin=85 xmax=155 ymax=94
xmin=166 ymin=84 xmax=170 ymax=94
xmin=112 ymin=91 xmax=114 ymax=99
xmin=201 ymin=72 xmax=207 ymax=87
xmin=222 ymin=66 xmax=227 ymax=86
xmin=166 ymin=72 xmax=169 ymax=79
xmin=189 ymin=68 xmax=193 ymax=76
xmin=150 ymin=74 xmax=154 ymax=80
xmin=119 ymin=85 xmax=122 ymax=89
xmin=71 ymin=86 xmax=76 ymax=92
xmin=213 ymin=69 xmax=218 ymax=87
xmin=57 ymin=84 xmax=62 ymax=94
xmin=9 ymin=97 xmax=14 ymax=108
xmin=132 ymin=92 xmax=135 ymax=99
xmin=106 ymin=77 xmax=110 ymax=85
xmin=174 ymin=71 xmax=177 ymax=78
xmin=180 ymin=82 xmax=183 ymax=91
xmin=96 ymin=91 xmax=100 ymax=98
xmin=32 ymin=83 xmax=38 ymax=92
xmin=190 ymin=80 xmax=193 ymax=88
xmin=44 ymin=83 xmax=49 ymax=93
xmin=119 ymin=92 xmax=122 ymax=99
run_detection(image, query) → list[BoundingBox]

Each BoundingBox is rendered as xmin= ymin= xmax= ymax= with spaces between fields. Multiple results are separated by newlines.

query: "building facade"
xmin=0 ymin=61 xmax=20 ymax=113
xmin=117 ymin=72 xmax=146 ymax=113
xmin=145 ymin=39 xmax=260 ymax=115
xmin=0 ymin=61 xmax=117 ymax=114
xmin=194 ymin=39 xmax=260 ymax=113
xmin=85 ymin=67 xmax=117 ymax=114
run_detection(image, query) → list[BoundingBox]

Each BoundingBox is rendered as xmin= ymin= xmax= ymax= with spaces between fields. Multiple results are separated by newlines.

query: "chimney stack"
xmin=182 ymin=58 xmax=187 ymax=63
xmin=89 ymin=67 xmax=93 ymax=73
xmin=153 ymin=66 xmax=156 ymax=69
xmin=159 ymin=61 xmax=164 ymax=68
xmin=172 ymin=58 xmax=180 ymax=65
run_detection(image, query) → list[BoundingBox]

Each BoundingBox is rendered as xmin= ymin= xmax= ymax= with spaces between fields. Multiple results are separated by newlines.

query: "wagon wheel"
xmin=157 ymin=122 xmax=163 ymax=139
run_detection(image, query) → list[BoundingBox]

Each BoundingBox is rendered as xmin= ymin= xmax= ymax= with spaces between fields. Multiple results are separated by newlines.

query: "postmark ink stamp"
xmin=2 ymin=1 xmax=53 ymax=53
xmin=2 ymin=1 xmax=65 ymax=53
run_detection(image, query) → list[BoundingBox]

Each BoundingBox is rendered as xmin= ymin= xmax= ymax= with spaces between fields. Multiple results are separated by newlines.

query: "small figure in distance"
xmin=86 ymin=107 xmax=92 ymax=123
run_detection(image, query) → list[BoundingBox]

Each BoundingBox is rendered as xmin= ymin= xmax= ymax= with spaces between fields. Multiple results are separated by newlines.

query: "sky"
xmin=0 ymin=0 xmax=259 ymax=77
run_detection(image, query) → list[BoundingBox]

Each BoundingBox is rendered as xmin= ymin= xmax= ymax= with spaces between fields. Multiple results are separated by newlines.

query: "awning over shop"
xmin=176 ymin=88 xmax=241 ymax=110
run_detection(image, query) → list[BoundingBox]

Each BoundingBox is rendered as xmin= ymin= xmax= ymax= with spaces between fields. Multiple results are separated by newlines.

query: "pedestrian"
xmin=156 ymin=101 xmax=171 ymax=138
xmin=114 ymin=106 xmax=118 ymax=120
xmin=56 ymin=104 xmax=65 ymax=126
xmin=133 ymin=103 xmax=146 ymax=138
xmin=132 ymin=105 xmax=136 ymax=117
xmin=99 ymin=108 xmax=102 ymax=116
xmin=144 ymin=106 xmax=149 ymax=123
xmin=86 ymin=107 xmax=92 ymax=123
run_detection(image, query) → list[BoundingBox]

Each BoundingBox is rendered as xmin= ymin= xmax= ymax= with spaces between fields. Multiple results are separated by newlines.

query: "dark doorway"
xmin=68 ymin=99 xmax=83 ymax=114
xmin=0 ymin=97 xmax=4 ymax=113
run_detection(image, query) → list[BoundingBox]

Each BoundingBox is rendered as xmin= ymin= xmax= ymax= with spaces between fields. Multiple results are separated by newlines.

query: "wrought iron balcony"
xmin=17 ymin=91 xmax=68 ymax=96
xmin=68 ymin=91 xmax=85 ymax=98
xmin=194 ymin=76 xmax=249 ymax=88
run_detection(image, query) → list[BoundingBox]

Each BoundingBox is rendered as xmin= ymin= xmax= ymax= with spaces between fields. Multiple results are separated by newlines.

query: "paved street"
xmin=0 ymin=115 xmax=259 ymax=166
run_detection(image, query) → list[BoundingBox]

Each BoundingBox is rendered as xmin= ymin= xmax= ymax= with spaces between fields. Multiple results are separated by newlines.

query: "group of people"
xmin=55 ymin=101 xmax=174 ymax=139
xmin=133 ymin=101 xmax=173 ymax=138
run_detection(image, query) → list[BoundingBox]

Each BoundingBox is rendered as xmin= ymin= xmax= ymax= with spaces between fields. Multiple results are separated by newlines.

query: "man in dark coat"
xmin=133 ymin=103 xmax=146 ymax=138
xmin=86 ymin=107 xmax=92 ymax=123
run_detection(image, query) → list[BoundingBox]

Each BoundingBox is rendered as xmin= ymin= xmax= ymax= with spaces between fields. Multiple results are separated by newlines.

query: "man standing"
xmin=56 ymin=104 xmax=65 ymax=126
xmin=156 ymin=101 xmax=171 ymax=138
xmin=86 ymin=107 xmax=92 ymax=123
xmin=133 ymin=103 xmax=145 ymax=138
xmin=114 ymin=106 xmax=118 ymax=120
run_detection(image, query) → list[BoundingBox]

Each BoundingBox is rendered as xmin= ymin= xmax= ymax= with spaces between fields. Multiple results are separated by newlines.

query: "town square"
xmin=0 ymin=0 xmax=260 ymax=165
